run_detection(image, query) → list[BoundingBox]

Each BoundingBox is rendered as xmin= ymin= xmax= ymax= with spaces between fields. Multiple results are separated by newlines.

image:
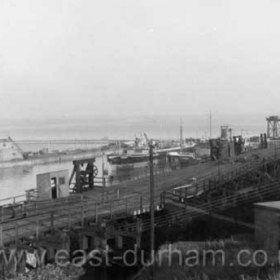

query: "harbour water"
xmin=0 ymin=156 xmax=105 ymax=201
xmin=0 ymin=113 xmax=268 ymax=201
xmin=0 ymin=149 xmax=156 ymax=201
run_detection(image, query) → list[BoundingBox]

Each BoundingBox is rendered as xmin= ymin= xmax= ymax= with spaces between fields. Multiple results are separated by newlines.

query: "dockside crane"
xmin=69 ymin=158 xmax=98 ymax=193
xmin=144 ymin=133 xmax=158 ymax=149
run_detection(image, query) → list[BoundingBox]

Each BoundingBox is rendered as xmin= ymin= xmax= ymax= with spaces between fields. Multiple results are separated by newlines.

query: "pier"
xmin=1 ymin=146 xmax=280 ymax=263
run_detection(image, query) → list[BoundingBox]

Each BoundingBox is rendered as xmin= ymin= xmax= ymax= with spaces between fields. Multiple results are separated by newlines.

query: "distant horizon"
xmin=0 ymin=112 xmax=269 ymax=141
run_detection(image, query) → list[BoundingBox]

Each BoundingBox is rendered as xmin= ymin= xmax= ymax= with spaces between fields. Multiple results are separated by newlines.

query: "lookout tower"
xmin=266 ymin=116 xmax=280 ymax=139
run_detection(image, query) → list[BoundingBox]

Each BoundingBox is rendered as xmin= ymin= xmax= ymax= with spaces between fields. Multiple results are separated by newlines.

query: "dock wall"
xmin=0 ymin=150 xmax=101 ymax=169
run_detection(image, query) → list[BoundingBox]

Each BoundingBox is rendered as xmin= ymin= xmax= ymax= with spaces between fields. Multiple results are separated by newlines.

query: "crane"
xmin=143 ymin=133 xmax=150 ymax=146
xmin=144 ymin=133 xmax=158 ymax=149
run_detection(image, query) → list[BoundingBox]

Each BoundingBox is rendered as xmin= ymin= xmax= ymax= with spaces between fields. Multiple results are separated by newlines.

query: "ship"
xmin=106 ymin=133 xmax=182 ymax=166
xmin=167 ymin=119 xmax=198 ymax=166
xmin=107 ymin=150 xmax=159 ymax=165
xmin=105 ymin=134 xmax=168 ymax=179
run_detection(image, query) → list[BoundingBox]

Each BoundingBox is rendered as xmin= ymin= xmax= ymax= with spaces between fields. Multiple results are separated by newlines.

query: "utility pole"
xmin=180 ymin=118 xmax=183 ymax=153
xmin=149 ymin=142 xmax=155 ymax=278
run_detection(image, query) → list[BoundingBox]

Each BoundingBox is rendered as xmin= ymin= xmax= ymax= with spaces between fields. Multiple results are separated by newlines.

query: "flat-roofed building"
xmin=37 ymin=170 xmax=69 ymax=200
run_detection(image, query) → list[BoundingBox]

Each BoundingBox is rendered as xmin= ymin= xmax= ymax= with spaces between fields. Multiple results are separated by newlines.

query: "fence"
xmin=0 ymin=190 xmax=149 ymax=246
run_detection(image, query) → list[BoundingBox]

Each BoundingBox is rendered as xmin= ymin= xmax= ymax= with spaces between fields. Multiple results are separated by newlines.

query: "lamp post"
xmin=149 ymin=142 xmax=155 ymax=261
xmin=148 ymin=141 xmax=155 ymax=280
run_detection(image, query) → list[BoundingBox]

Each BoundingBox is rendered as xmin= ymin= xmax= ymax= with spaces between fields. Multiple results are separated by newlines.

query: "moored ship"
xmin=107 ymin=151 xmax=159 ymax=165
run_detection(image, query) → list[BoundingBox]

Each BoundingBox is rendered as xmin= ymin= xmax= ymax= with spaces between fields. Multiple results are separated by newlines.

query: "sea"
xmin=0 ymin=113 xmax=268 ymax=201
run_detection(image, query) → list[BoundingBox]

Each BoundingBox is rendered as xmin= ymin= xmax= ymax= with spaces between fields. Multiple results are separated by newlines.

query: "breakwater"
xmin=0 ymin=150 xmax=102 ymax=169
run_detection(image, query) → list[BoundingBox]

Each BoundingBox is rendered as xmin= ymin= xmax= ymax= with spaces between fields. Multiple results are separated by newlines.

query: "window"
xmin=59 ymin=177 xmax=66 ymax=185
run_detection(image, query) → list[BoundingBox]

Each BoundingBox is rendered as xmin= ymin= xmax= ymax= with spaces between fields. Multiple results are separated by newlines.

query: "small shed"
xmin=36 ymin=170 xmax=69 ymax=200
xmin=254 ymin=201 xmax=280 ymax=255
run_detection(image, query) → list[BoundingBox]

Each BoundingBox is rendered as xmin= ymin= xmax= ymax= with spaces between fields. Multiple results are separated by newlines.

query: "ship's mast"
xmin=210 ymin=111 xmax=212 ymax=139
xmin=118 ymin=140 xmax=121 ymax=153
xmin=180 ymin=118 xmax=183 ymax=153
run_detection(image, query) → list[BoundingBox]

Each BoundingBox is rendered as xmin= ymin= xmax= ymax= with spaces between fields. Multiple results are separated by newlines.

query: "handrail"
xmin=0 ymin=194 xmax=26 ymax=204
xmin=0 ymin=191 xmax=138 ymax=224
xmin=164 ymin=147 xmax=280 ymax=199
xmin=0 ymin=193 xmax=148 ymax=245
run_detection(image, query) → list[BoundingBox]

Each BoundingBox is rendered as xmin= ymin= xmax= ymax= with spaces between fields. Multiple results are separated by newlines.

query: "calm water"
xmin=0 ymin=151 xmax=153 ymax=201
xmin=0 ymin=156 xmax=105 ymax=201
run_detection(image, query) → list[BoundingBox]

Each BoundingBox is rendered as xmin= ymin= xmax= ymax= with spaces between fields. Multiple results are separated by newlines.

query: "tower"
xmin=266 ymin=116 xmax=280 ymax=139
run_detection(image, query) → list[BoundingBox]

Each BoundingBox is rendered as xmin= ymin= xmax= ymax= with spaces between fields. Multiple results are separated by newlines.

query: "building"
xmin=209 ymin=139 xmax=235 ymax=160
xmin=36 ymin=170 xmax=69 ymax=200
xmin=0 ymin=137 xmax=24 ymax=162
xmin=266 ymin=116 xmax=280 ymax=139
xmin=254 ymin=201 xmax=280 ymax=255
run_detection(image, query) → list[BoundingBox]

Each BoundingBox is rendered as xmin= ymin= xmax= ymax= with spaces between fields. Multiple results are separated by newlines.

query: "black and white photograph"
xmin=1 ymin=0 xmax=280 ymax=279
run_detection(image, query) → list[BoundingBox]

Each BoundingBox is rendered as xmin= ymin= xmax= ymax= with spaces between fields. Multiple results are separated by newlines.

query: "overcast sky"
xmin=1 ymin=0 xmax=280 ymax=120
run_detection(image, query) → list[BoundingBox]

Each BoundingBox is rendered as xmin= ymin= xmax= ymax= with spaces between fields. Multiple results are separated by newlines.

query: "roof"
xmin=267 ymin=115 xmax=280 ymax=121
xmin=255 ymin=201 xmax=280 ymax=211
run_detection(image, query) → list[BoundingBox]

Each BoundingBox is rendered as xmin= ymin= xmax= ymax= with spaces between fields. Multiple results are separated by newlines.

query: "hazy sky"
xmin=1 ymin=0 xmax=280 ymax=119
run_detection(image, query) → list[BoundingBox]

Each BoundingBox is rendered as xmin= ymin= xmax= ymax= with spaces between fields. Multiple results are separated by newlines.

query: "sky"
xmin=1 ymin=0 xmax=280 ymax=120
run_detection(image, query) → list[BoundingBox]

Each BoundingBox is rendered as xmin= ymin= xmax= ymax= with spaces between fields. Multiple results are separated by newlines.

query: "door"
xmin=51 ymin=177 xmax=57 ymax=199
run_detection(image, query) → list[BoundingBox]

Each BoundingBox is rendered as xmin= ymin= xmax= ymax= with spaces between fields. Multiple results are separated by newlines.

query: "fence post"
xmin=160 ymin=192 xmax=164 ymax=207
xmin=68 ymin=209 xmax=71 ymax=228
xmin=0 ymin=225 xmax=3 ymax=248
xmin=25 ymin=191 xmax=29 ymax=202
xmin=95 ymin=203 xmax=98 ymax=223
xmin=15 ymin=223 xmax=18 ymax=245
xmin=140 ymin=196 xmax=143 ymax=213
xmin=36 ymin=218 xmax=39 ymax=239
xmin=81 ymin=195 xmax=84 ymax=227
xmin=50 ymin=212 xmax=54 ymax=229
xmin=203 ymin=181 xmax=206 ymax=193
xmin=81 ymin=205 xmax=84 ymax=227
